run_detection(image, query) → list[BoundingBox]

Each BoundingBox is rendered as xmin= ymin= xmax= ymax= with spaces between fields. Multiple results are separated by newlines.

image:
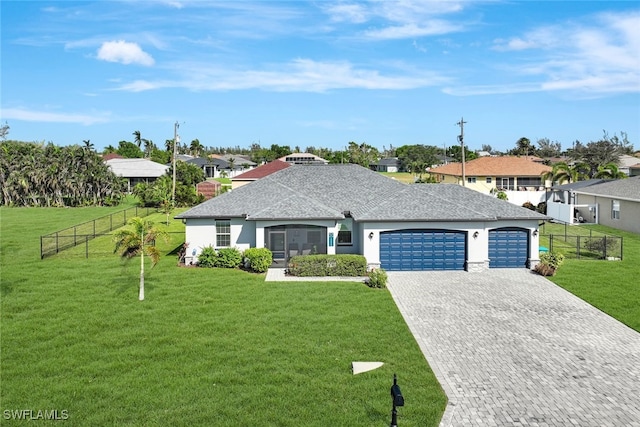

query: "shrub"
xmin=243 ymin=248 xmax=273 ymax=273
xmin=287 ymin=255 xmax=367 ymax=277
xmin=536 ymin=202 xmax=547 ymax=214
xmin=367 ymin=268 xmax=388 ymax=289
xmin=522 ymin=201 xmax=535 ymax=211
xmin=496 ymin=191 xmax=508 ymax=201
xmin=214 ymin=247 xmax=243 ymax=268
xmin=535 ymin=251 xmax=564 ymax=276
xmin=197 ymin=246 xmax=217 ymax=268
xmin=583 ymin=237 xmax=619 ymax=258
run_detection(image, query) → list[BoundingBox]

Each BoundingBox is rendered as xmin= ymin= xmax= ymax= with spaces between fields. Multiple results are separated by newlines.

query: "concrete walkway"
xmin=265 ymin=268 xmax=368 ymax=282
xmin=387 ymin=270 xmax=640 ymax=427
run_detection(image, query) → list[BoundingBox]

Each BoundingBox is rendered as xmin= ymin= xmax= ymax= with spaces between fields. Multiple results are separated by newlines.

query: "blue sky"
xmin=2 ymin=1 xmax=639 ymax=153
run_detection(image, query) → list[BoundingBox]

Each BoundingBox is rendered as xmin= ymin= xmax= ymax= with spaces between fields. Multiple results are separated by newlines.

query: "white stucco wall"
xmin=183 ymin=217 xmax=254 ymax=264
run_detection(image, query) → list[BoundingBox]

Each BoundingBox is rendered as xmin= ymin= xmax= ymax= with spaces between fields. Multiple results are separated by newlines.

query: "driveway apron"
xmin=387 ymin=270 xmax=640 ymax=427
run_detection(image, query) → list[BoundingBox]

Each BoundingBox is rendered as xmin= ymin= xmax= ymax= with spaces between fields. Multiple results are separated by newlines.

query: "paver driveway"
xmin=387 ymin=269 xmax=640 ymax=427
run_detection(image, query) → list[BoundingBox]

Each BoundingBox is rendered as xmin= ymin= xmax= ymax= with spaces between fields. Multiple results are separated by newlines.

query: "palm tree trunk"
xmin=139 ymin=229 xmax=145 ymax=301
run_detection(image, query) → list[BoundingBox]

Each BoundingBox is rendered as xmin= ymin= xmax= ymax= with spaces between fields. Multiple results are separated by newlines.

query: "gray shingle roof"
xmin=176 ymin=164 xmax=546 ymax=222
xmin=573 ymin=176 xmax=640 ymax=202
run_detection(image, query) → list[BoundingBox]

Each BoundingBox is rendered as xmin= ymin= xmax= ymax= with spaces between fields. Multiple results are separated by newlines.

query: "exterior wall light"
xmin=473 ymin=231 xmax=479 ymax=239
xmin=533 ymin=229 xmax=539 ymax=237
xmin=368 ymin=232 xmax=374 ymax=239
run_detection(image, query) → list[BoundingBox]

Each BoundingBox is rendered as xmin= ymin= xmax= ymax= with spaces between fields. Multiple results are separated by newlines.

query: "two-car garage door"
xmin=379 ymin=227 xmax=530 ymax=271
xmin=380 ymin=229 xmax=466 ymax=271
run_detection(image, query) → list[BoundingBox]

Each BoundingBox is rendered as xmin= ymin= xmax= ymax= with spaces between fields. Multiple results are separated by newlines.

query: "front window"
xmin=612 ymin=200 xmax=620 ymax=220
xmin=337 ymin=224 xmax=352 ymax=246
xmin=216 ymin=220 xmax=231 ymax=247
xmin=486 ymin=177 xmax=492 ymax=184
xmin=467 ymin=177 xmax=477 ymax=184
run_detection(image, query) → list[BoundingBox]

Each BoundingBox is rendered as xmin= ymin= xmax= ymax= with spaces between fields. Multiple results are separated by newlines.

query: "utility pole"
xmin=456 ymin=117 xmax=467 ymax=186
xmin=172 ymin=121 xmax=180 ymax=204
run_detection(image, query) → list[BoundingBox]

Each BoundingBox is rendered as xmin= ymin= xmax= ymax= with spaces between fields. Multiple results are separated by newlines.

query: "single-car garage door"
xmin=489 ymin=228 xmax=529 ymax=268
xmin=380 ymin=229 xmax=466 ymax=271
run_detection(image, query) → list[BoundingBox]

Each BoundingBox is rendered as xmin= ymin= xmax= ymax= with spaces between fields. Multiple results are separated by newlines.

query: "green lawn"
xmin=545 ymin=224 xmax=640 ymax=332
xmin=0 ymin=206 xmax=446 ymax=426
xmin=379 ymin=172 xmax=415 ymax=184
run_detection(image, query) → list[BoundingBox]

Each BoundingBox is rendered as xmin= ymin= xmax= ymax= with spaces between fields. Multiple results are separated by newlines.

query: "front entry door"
xmin=268 ymin=231 xmax=286 ymax=265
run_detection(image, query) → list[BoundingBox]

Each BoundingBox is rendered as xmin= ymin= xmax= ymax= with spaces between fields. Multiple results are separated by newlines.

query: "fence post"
xmin=603 ymin=236 xmax=607 ymax=260
xmin=621 ymin=237 xmax=623 ymax=261
xmin=577 ymin=236 xmax=580 ymax=259
xmin=56 ymin=232 xmax=59 ymax=254
xmin=40 ymin=236 xmax=44 ymax=259
xmin=74 ymin=226 xmax=77 ymax=246
xmin=110 ymin=213 xmax=113 ymax=231
xmin=93 ymin=220 xmax=96 ymax=238
xmin=549 ymin=234 xmax=553 ymax=252
xmin=86 ymin=236 xmax=89 ymax=259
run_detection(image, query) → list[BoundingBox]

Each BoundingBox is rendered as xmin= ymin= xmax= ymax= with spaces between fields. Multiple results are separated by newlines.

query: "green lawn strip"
xmin=379 ymin=172 xmax=415 ymax=184
xmin=547 ymin=225 xmax=640 ymax=332
xmin=1 ymin=207 xmax=446 ymax=426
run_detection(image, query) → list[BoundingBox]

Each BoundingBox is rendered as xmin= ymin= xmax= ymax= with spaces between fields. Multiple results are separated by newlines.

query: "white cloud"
xmin=1 ymin=108 xmax=111 ymax=125
xmin=480 ymin=11 xmax=640 ymax=96
xmin=112 ymin=58 xmax=450 ymax=93
xmin=364 ymin=20 xmax=462 ymax=39
xmin=96 ymin=40 xmax=155 ymax=66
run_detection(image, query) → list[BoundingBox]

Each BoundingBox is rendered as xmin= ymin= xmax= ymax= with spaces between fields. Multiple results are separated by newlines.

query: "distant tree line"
xmin=0 ymin=141 xmax=124 ymax=207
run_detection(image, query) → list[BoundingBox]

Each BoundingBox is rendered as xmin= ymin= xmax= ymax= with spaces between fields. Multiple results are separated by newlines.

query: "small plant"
xmin=197 ymin=246 xmax=217 ymax=268
xmin=535 ymin=251 xmax=564 ymax=276
xmin=215 ymin=247 xmax=242 ymax=268
xmin=522 ymin=201 xmax=535 ymax=211
xmin=367 ymin=268 xmax=388 ymax=289
xmin=496 ymin=191 xmax=508 ymax=201
xmin=243 ymin=248 xmax=273 ymax=273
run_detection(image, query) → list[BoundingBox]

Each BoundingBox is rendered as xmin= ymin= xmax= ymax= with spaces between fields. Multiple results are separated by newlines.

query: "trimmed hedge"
xmin=287 ymin=254 xmax=367 ymax=277
xmin=243 ymin=248 xmax=273 ymax=273
xmin=196 ymin=246 xmax=243 ymax=268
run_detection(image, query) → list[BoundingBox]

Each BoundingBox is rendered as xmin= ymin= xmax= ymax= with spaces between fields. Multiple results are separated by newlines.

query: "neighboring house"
xmin=102 ymin=153 xmax=124 ymax=161
xmin=374 ymin=157 xmax=400 ymax=172
xmin=176 ymin=164 xmax=546 ymax=271
xmin=279 ymin=152 xmax=329 ymax=165
xmin=430 ymin=156 xmax=552 ymax=206
xmin=211 ymin=154 xmax=257 ymax=169
xmin=231 ymin=160 xmax=290 ymax=190
xmin=545 ymin=179 xmax=609 ymax=225
xmin=629 ymin=163 xmax=640 ymax=177
xmin=618 ymin=154 xmax=640 ymax=176
xmin=105 ymin=158 xmax=169 ymax=192
xmin=571 ymin=176 xmax=640 ymax=234
xmin=185 ymin=157 xmax=231 ymax=179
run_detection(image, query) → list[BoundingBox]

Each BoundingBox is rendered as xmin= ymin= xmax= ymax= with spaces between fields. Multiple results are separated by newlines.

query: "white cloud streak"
xmin=113 ymin=58 xmax=450 ymax=93
xmin=452 ymin=10 xmax=640 ymax=96
xmin=1 ymin=108 xmax=111 ymax=125
xmin=96 ymin=40 xmax=155 ymax=66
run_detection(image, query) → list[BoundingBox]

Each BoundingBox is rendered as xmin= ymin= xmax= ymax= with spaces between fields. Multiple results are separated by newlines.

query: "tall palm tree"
xmin=190 ymin=138 xmax=203 ymax=157
xmin=113 ymin=217 xmax=169 ymax=301
xmin=133 ymin=130 xmax=143 ymax=148
xmin=542 ymin=162 xmax=590 ymax=185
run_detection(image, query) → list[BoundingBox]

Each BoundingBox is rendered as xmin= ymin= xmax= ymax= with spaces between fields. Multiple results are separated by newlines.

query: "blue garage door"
xmin=380 ymin=229 xmax=466 ymax=271
xmin=489 ymin=228 xmax=529 ymax=268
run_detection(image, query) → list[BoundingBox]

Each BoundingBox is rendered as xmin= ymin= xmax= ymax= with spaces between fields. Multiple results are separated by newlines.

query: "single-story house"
xmin=545 ymin=179 xmax=608 ymax=224
xmin=231 ymin=160 xmax=291 ymax=190
xmin=373 ymin=157 xmax=400 ymax=173
xmin=618 ymin=154 xmax=640 ymax=176
xmin=430 ymin=156 xmax=552 ymax=206
xmin=176 ymin=164 xmax=547 ymax=271
xmin=629 ymin=163 xmax=640 ymax=177
xmin=571 ymin=176 xmax=640 ymax=234
xmin=105 ymin=158 xmax=169 ymax=192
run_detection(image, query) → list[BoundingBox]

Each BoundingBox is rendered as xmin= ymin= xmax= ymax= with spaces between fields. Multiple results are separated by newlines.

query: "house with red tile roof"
xmin=231 ymin=160 xmax=291 ymax=189
xmin=430 ymin=156 xmax=552 ymax=206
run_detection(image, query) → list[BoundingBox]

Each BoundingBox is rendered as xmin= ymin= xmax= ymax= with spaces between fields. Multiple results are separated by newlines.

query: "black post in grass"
xmin=390 ymin=374 xmax=404 ymax=427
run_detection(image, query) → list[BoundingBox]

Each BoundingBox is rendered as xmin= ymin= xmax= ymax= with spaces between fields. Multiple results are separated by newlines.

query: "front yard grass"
xmin=0 ymin=207 xmax=446 ymax=426
xmin=545 ymin=224 xmax=640 ymax=332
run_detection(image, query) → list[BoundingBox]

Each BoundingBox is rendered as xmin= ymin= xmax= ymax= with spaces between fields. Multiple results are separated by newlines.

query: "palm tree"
xmin=595 ymin=162 xmax=626 ymax=179
xmin=113 ymin=217 xmax=169 ymax=301
xmin=133 ymin=130 xmax=143 ymax=148
xmin=190 ymin=138 xmax=203 ymax=157
xmin=541 ymin=162 xmax=589 ymax=185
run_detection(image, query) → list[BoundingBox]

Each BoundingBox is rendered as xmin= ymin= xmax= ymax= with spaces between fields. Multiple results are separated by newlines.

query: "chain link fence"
xmin=539 ymin=222 xmax=623 ymax=260
xmin=40 ymin=206 xmax=155 ymax=259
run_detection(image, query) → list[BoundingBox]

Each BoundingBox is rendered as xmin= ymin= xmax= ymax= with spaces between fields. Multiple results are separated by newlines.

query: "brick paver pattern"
xmin=387 ymin=270 xmax=640 ymax=427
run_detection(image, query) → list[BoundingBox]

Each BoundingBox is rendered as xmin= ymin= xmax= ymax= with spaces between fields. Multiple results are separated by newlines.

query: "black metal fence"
xmin=541 ymin=233 xmax=623 ymax=260
xmin=40 ymin=206 xmax=155 ymax=259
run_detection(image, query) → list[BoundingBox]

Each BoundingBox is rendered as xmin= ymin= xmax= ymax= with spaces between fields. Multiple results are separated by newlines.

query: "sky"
xmin=1 ymin=1 xmax=639 ymax=154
